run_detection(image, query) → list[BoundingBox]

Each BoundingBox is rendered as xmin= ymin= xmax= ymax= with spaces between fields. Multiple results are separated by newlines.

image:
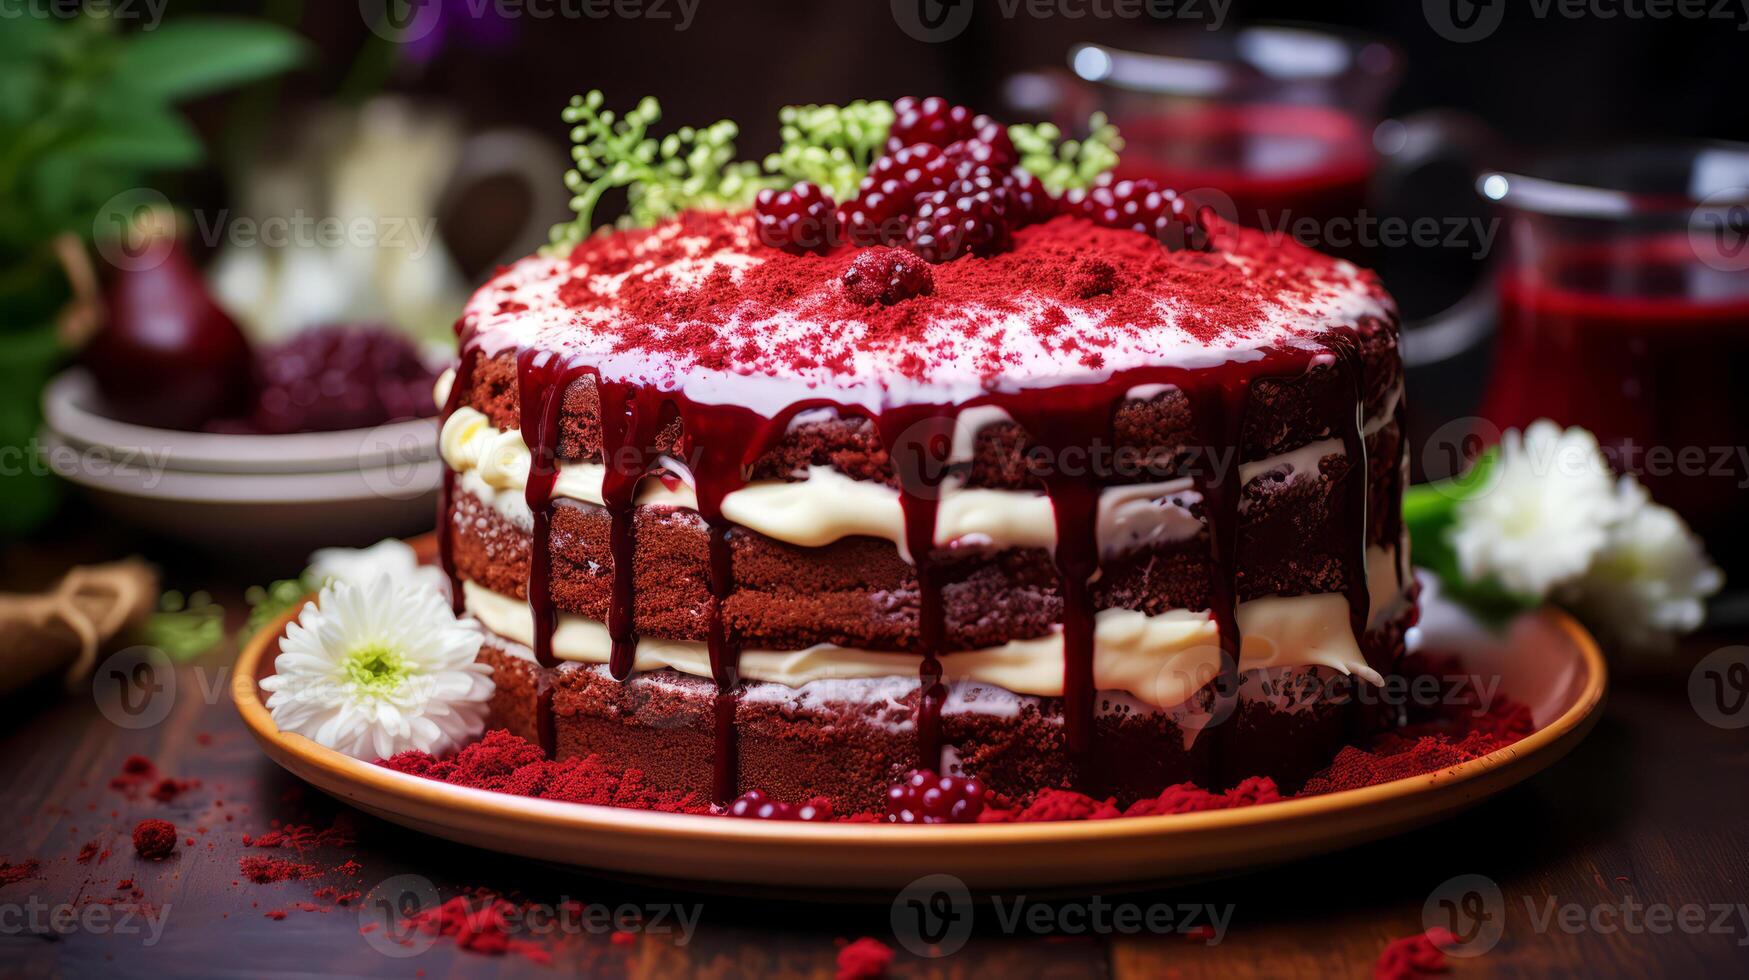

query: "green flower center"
xmin=344 ymin=642 xmax=408 ymax=695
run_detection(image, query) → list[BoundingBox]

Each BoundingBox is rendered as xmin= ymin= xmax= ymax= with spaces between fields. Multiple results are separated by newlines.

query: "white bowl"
xmin=38 ymin=427 xmax=439 ymax=562
xmin=42 ymin=369 xmax=439 ymax=475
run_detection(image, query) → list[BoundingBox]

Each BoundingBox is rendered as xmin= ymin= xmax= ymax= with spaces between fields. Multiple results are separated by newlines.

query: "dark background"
xmin=176 ymin=0 xmax=1747 ymax=280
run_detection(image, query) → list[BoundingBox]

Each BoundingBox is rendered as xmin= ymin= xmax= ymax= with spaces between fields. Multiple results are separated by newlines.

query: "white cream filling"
xmin=441 ymin=404 xmax=1390 ymax=558
xmin=463 ymin=544 xmax=1398 ymax=710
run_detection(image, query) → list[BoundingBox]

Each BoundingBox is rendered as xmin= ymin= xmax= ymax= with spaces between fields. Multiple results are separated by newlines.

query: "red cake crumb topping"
xmin=836 ymin=936 xmax=895 ymax=980
xmin=472 ymin=207 xmax=1388 ymax=390
xmin=131 ymin=819 xmax=177 ymax=861
xmin=1374 ymin=928 xmax=1458 ymax=980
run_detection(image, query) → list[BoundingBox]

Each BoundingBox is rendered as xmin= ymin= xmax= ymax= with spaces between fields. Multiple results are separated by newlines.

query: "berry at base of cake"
xmin=436 ymin=204 xmax=1415 ymax=813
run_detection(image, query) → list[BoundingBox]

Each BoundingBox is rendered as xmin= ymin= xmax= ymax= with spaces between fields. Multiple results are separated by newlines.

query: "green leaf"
xmin=44 ymin=103 xmax=204 ymax=170
xmin=112 ymin=19 xmax=306 ymax=102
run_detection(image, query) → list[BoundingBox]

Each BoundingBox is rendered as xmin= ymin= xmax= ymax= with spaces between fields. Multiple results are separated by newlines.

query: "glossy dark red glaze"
xmin=436 ymin=272 xmax=1385 ymax=805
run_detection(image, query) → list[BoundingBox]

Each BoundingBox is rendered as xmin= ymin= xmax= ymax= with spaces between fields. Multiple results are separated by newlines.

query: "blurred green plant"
xmin=0 ymin=12 xmax=303 ymax=535
xmin=1010 ymin=114 xmax=1124 ymax=195
xmin=143 ymin=589 xmax=225 ymax=662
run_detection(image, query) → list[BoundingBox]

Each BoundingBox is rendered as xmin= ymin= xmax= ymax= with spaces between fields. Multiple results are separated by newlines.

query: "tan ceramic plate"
xmin=233 ymin=583 xmax=1605 ymax=892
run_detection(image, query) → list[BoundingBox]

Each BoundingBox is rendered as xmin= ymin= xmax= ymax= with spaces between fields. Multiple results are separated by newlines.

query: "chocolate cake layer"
xmin=475 ymin=611 xmax=1412 ymax=814
xmin=450 ymin=420 xmax=1403 ymax=652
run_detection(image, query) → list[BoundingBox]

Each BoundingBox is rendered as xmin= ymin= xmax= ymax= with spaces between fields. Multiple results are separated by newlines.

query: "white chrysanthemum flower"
xmin=1449 ymin=420 xmax=1623 ymax=600
xmin=308 ymin=539 xmax=447 ymax=596
xmin=1562 ymin=477 xmax=1723 ymax=652
xmin=260 ymin=575 xmax=492 ymax=759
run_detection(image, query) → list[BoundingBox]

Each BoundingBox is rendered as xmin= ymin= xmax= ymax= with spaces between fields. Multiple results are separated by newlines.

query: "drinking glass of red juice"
xmin=1477 ymin=143 xmax=1749 ymax=570
xmin=1059 ymin=26 xmax=1401 ymax=264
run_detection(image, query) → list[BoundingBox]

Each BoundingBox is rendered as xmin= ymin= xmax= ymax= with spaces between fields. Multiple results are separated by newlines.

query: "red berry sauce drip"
xmin=594 ymin=380 xmax=671 ymax=680
xmin=674 ymin=399 xmax=819 ymax=803
xmin=437 ymin=341 xmax=478 ymax=617
xmin=1328 ymin=332 xmax=1375 ymax=662
xmin=872 ymin=406 xmax=956 ymax=772
xmin=886 ymin=770 xmax=987 ymax=824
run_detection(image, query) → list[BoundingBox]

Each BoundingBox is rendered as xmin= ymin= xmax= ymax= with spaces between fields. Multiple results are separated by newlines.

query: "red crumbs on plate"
xmin=835 ymin=936 xmax=894 ymax=980
xmin=378 ymin=730 xmax=706 ymax=813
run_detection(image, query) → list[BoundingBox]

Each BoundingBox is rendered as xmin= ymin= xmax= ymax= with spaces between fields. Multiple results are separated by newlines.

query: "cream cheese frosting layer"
xmin=463 ymin=543 xmax=1400 ymax=710
xmin=441 ymin=403 xmax=1392 ymax=558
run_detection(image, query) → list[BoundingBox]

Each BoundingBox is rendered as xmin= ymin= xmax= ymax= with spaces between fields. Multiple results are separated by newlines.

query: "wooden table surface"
xmin=3 ymin=524 xmax=1748 ymax=978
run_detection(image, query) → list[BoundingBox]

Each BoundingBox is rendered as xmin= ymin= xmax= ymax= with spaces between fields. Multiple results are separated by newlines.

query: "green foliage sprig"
xmin=0 ymin=14 xmax=304 ymax=270
xmin=1010 ymin=114 xmax=1124 ymax=195
xmin=763 ymin=101 xmax=896 ymax=203
xmin=550 ymin=93 xmax=902 ymax=251
xmin=144 ymin=590 xmax=225 ymax=662
xmin=546 ymin=96 xmax=1125 ymax=249
xmin=548 ymin=92 xmax=772 ymax=254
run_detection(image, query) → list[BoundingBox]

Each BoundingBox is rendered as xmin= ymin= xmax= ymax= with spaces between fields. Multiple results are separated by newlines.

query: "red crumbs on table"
xmin=131 ymin=820 xmax=177 ymax=861
xmin=835 ymin=936 xmax=894 ymax=980
xmin=394 ymin=895 xmax=553 ymax=964
xmin=1374 ymin=928 xmax=1458 ymax=980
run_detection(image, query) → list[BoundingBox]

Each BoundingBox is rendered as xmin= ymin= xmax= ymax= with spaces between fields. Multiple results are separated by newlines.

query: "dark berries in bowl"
xmin=219 ymin=325 xmax=441 ymax=435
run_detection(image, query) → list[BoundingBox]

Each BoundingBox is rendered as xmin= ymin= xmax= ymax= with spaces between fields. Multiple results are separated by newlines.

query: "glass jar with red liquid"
xmin=1057 ymin=27 xmax=1397 ymax=263
xmin=1477 ymin=143 xmax=1749 ymax=574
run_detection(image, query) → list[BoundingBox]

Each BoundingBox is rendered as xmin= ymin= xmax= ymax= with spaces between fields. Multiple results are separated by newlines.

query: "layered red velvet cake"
xmin=434 ymin=104 xmax=1412 ymax=816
